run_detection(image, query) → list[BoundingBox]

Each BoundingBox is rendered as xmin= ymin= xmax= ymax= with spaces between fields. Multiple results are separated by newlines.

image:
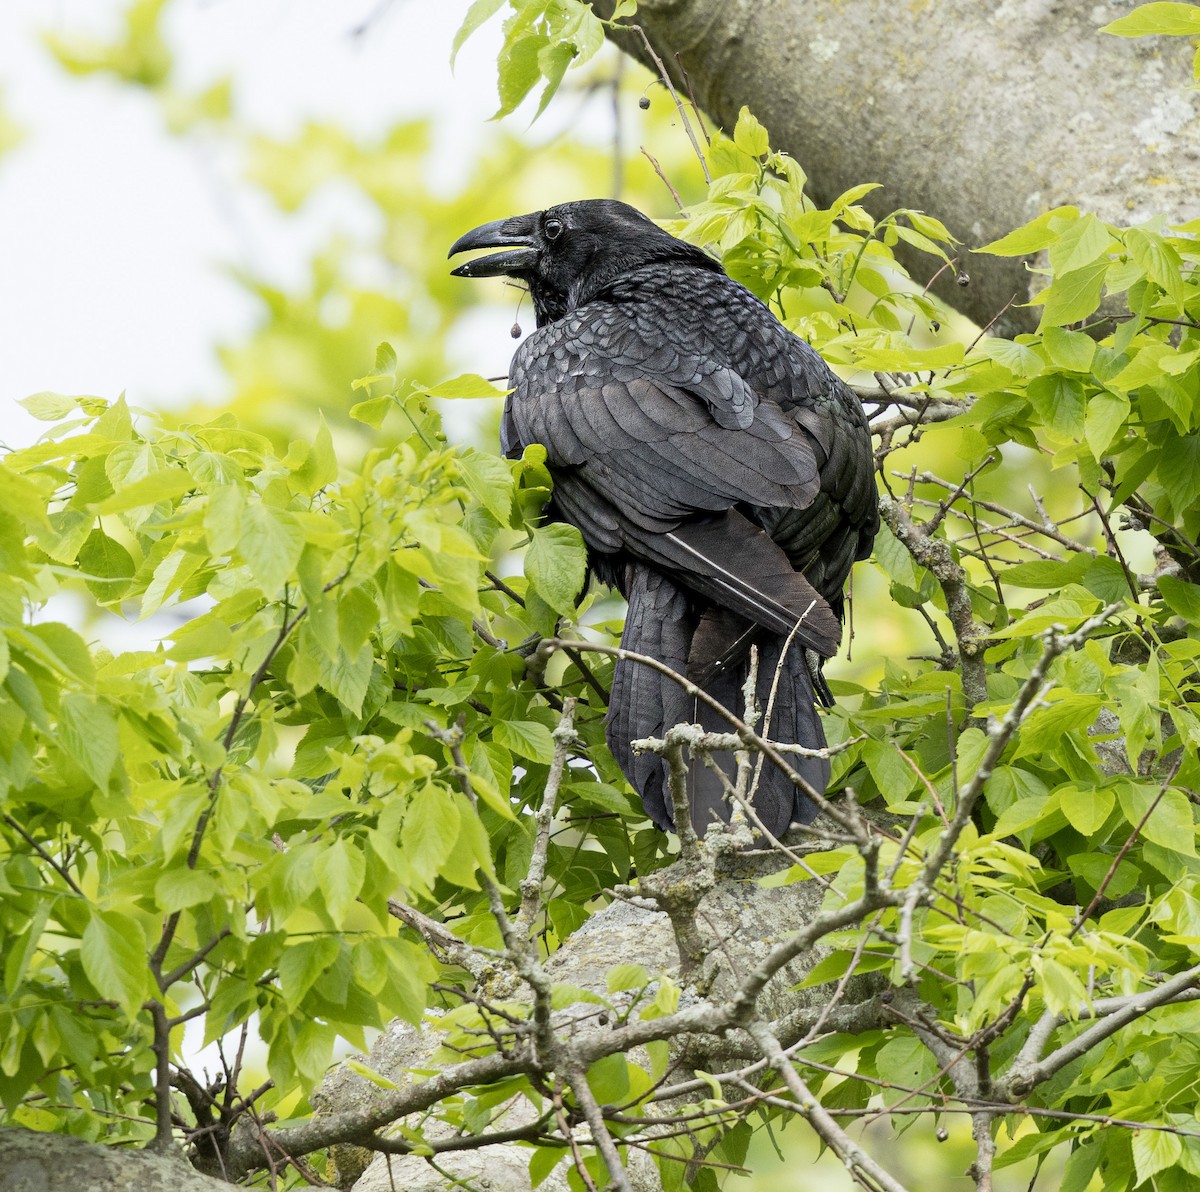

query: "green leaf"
xmin=1118 ymin=782 xmax=1196 ymax=855
xmin=451 ymin=0 xmax=507 ymax=66
xmin=985 ymin=337 xmax=1042 ymax=378
xmin=154 ymin=866 xmax=218 ymax=913
xmin=26 ymin=621 xmax=95 ymax=682
xmin=337 ymin=585 xmax=378 ymax=656
xmin=1084 ymin=391 xmax=1130 ymax=458
xmin=278 ymin=936 xmax=342 ymax=1009
xmin=1125 ymin=226 xmax=1187 ymax=308
xmin=1027 ymin=374 xmax=1085 ymax=437
xmin=1159 ymin=576 xmax=1200 ymax=624
xmin=77 ymin=529 xmax=135 ymax=600
xmin=494 ymin=719 xmax=556 ymax=763
xmin=404 ymin=786 xmax=460 ymax=886
xmin=81 ymin=909 xmax=148 ymax=1015
xmin=992 ymin=1129 xmax=1067 ymax=1171
xmin=458 ymin=449 xmax=515 ymax=523
xmin=314 ymin=837 xmax=366 ymax=924
xmin=606 ymin=964 xmax=649 ymax=993
xmin=60 ymin=693 xmax=119 ymax=787
xmin=799 ymin=949 xmax=893 ymax=987
xmin=166 ymin=611 xmax=234 ymax=661
xmin=1102 ymin=2 xmax=1200 ymax=37
xmin=529 ymin=1145 xmax=564 ymax=1189
xmin=349 ymin=394 xmax=394 ymax=428
xmin=0 ymin=462 xmax=53 ymax=532
xmin=20 ymin=391 xmax=80 ymax=421
xmin=1132 ymin=1127 xmax=1183 ymax=1186
xmin=733 ymin=106 xmax=770 ymax=157
xmin=863 ymin=738 xmax=917 ymax=802
xmin=532 ymin=41 xmax=576 ymax=120
xmin=1043 ymin=326 xmax=1096 ymax=373
xmin=495 ymin=31 xmax=544 ymax=118
xmin=374 ymin=340 xmax=398 ymax=376
xmin=238 ymin=503 xmax=305 ymax=594
xmin=977 ymin=208 xmax=1068 ymax=256
xmin=1048 ymin=213 xmax=1112 ymax=276
xmin=319 ymin=644 xmax=373 ymax=716
xmin=344 ymin=1059 xmax=399 ymax=1090
xmin=292 ymin=413 xmax=337 ymax=495
xmin=1157 ymin=433 xmax=1200 ymax=514
xmin=585 ymin=1052 xmax=630 ymax=1105
xmin=1060 ymin=786 xmax=1115 ymax=836
xmin=525 ymin=523 xmax=586 ymax=615
xmin=1035 ymin=260 xmax=1107 ymax=329
xmin=97 ymin=468 xmax=194 ymax=513
xmin=1001 ymin=555 xmax=1091 ymax=588
xmin=425 ymin=373 xmax=511 ymax=399
xmin=290 ymin=1019 xmax=336 ymax=1084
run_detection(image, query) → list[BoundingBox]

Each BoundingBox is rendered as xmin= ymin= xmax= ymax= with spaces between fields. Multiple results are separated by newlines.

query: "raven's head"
xmin=448 ymin=199 xmax=719 ymax=326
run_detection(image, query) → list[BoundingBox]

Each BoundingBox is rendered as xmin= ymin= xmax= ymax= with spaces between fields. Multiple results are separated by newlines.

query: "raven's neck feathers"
xmin=532 ymin=240 xmax=721 ymax=328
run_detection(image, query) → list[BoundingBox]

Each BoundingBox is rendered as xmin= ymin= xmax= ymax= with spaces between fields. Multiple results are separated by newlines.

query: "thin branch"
xmin=516 ymin=698 xmax=577 ymax=939
xmin=640 ymin=147 xmax=684 ymax=211
xmin=748 ymin=1020 xmax=911 ymax=1192
xmin=565 ymin=1066 xmax=633 ymax=1192
xmin=148 ymin=1001 xmax=175 ymax=1154
xmin=387 ymin=899 xmax=493 ymax=972
xmin=3 ymin=813 xmax=85 ymax=897
xmin=997 ymin=962 xmax=1200 ymax=1100
xmin=555 ymin=1080 xmax=599 ymax=1192
xmin=627 ymin=24 xmax=710 ymax=180
xmin=878 ymin=494 xmax=988 ymax=708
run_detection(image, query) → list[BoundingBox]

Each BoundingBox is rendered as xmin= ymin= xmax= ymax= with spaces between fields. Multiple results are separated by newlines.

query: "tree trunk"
xmin=595 ymin=0 xmax=1200 ymax=333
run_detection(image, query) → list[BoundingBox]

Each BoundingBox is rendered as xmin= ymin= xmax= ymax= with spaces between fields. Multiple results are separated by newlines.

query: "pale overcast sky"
xmin=0 ymin=0 xmax=522 ymax=448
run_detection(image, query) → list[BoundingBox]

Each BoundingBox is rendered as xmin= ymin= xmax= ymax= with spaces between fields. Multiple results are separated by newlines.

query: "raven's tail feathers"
xmin=607 ymin=566 xmax=829 ymax=837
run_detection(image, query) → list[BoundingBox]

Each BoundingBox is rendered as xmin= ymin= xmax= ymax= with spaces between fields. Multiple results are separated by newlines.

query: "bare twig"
xmin=628 ymin=25 xmax=710 ymax=180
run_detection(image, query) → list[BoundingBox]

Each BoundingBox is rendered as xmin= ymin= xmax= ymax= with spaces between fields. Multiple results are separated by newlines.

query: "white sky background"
xmin=0 ymin=0 xmax=544 ymax=450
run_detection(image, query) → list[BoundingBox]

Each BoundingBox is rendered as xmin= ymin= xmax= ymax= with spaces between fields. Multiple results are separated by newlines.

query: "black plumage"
xmin=450 ymin=200 xmax=878 ymax=837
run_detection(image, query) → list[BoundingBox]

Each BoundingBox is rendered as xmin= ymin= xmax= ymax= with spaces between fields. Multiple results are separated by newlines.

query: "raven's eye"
xmin=544 ymin=217 xmax=564 ymax=241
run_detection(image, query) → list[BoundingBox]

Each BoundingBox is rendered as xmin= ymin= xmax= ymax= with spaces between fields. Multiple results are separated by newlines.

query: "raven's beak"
xmin=448 ymin=213 xmax=540 ymax=277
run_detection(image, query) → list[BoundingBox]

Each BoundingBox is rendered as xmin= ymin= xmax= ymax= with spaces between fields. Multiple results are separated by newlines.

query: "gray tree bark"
xmin=595 ymin=0 xmax=1200 ymax=334
xmin=0 ymin=1129 xmax=235 ymax=1192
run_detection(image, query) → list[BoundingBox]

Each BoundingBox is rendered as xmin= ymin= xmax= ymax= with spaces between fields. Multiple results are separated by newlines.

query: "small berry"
xmin=956 ymin=269 xmax=970 ymax=287
xmin=511 ymin=322 xmax=522 ymax=339
xmin=638 ymin=95 xmax=650 ymax=110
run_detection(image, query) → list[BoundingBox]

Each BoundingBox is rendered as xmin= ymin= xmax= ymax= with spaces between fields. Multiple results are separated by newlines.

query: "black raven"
xmin=450 ymin=199 xmax=878 ymax=837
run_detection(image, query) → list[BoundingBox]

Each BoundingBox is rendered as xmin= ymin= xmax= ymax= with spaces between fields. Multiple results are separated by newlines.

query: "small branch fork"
xmin=878 ymin=494 xmax=989 ymax=709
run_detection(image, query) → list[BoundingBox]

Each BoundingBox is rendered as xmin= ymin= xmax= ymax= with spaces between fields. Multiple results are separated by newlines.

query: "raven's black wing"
xmin=506 ymin=299 xmax=843 ymax=656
